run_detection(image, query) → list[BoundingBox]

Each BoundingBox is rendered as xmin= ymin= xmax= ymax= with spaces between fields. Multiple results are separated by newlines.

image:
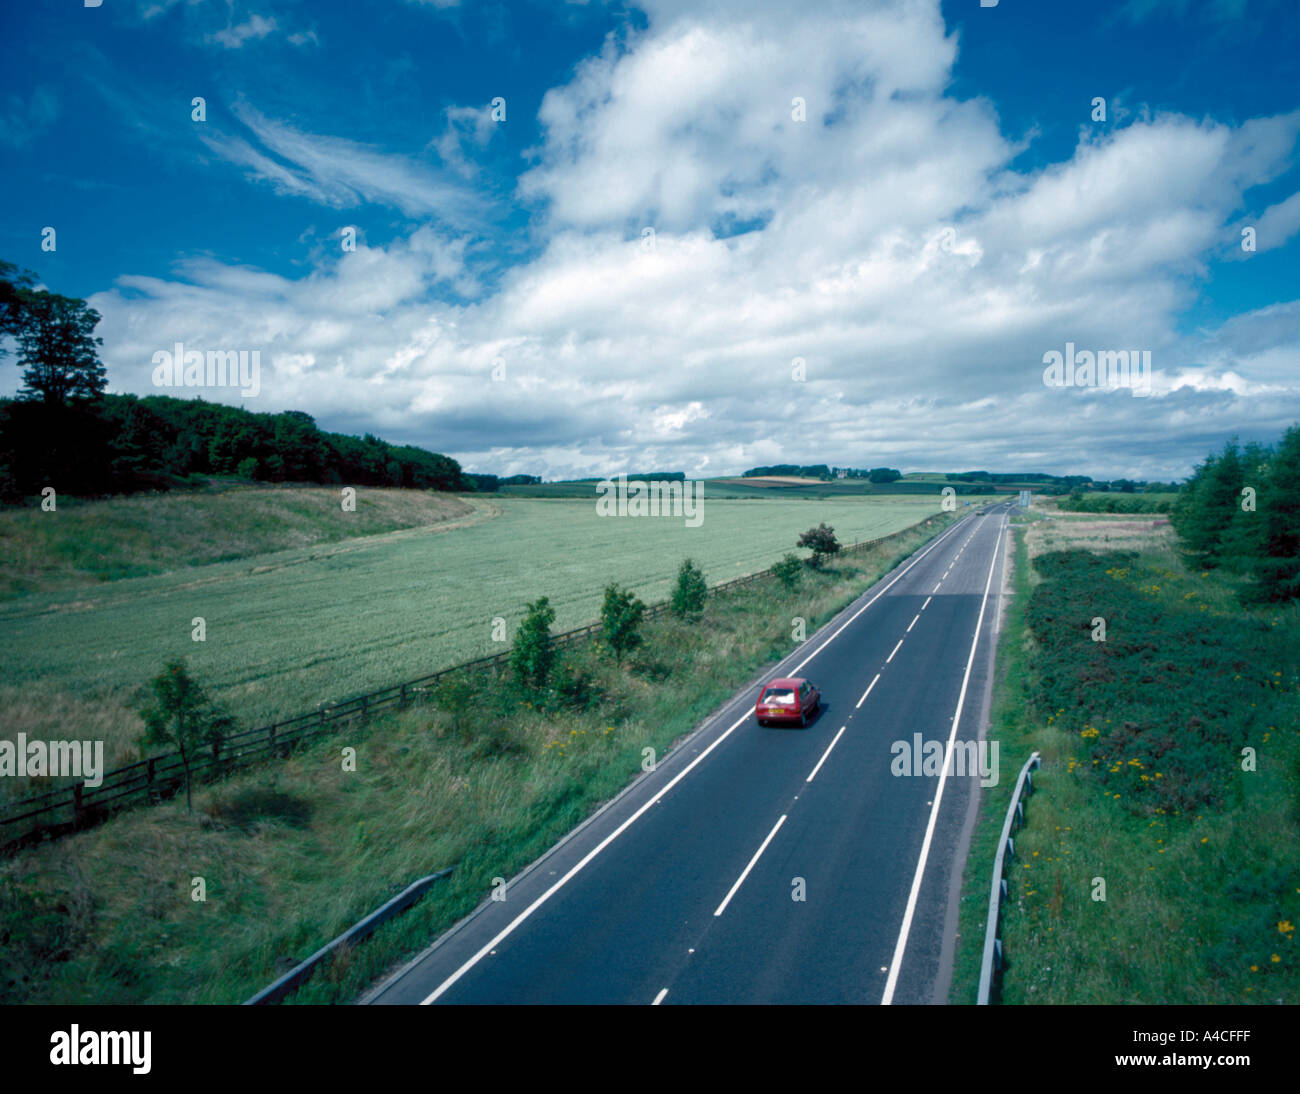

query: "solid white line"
xmin=856 ymin=673 xmax=880 ymax=709
xmin=921 ymin=596 xmax=932 ymax=611
xmin=652 ymin=988 xmax=668 ymax=1005
xmin=714 ymin=814 xmax=787 ymax=917
xmin=806 ymin=726 xmax=848 ymax=783
xmin=906 ymin=614 xmax=920 ymax=632
xmin=417 ymin=513 xmax=973 ymax=1004
xmin=881 ymin=517 xmax=1003 ymax=1005
xmin=886 ymin=638 xmax=904 ymax=663
xmin=420 ymin=703 xmax=753 ymax=1003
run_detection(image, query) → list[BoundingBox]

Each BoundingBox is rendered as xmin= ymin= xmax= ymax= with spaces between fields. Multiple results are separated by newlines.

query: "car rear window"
xmin=762 ymin=688 xmax=796 ymax=705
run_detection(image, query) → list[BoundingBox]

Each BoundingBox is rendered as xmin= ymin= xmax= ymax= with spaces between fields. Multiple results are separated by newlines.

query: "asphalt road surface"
xmin=366 ymin=501 xmax=1014 ymax=1005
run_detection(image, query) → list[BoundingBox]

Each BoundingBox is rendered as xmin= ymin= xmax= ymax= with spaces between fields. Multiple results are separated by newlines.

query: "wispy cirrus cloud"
xmin=201 ymin=102 xmax=493 ymax=226
xmin=0 ymin=86 xmax=59 ymax=148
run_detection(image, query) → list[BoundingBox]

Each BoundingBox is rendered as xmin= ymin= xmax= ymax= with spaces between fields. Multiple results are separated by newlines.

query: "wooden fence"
xmin=1 ymin=519 xmax=948 ymax=851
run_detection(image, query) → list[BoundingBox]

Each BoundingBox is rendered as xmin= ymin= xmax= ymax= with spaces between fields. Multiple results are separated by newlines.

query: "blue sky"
xmin=2 ymin=0 xmax=1299 ymax=480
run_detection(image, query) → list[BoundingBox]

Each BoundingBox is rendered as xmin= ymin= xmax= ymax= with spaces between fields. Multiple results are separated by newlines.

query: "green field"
xmin=0 ymin=493 xmax=941 ymax=798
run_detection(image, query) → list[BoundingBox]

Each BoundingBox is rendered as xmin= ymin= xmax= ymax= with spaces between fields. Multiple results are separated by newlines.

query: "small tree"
xmin=601 ymin=582 xmax=646 ymax=663
xmin=140 ymin=659 xmax=233 ymax=811
xmin=670 ymin=558 xmax=707 ymax=619
xmin=772 ymin=553 xmax=803 ymax=590
xmin=510 ymin=596 xmax=556 ymax=691
xmin=797 ymin=522 xmax=840 ymax=568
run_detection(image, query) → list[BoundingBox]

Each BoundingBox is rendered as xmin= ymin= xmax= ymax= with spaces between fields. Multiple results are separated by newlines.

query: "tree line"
xmin=1170 ymin=424 xmax=1300 ymax=603
xmin=0 ymin=259 xmax=477 ymax=501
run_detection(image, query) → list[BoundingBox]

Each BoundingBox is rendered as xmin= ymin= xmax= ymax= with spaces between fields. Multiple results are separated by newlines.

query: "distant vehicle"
xmin=755 ymin=676 xmax=820 ymax=727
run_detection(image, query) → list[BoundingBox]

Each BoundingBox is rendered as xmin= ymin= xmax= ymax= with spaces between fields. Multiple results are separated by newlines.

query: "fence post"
xmin=73 ymin=783 xmax=85 ymax=827
xmin=147 ymin=756 xmax=157 ymax=802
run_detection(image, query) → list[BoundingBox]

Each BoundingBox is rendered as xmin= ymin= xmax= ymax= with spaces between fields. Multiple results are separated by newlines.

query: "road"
xmin=365 ymin=500 xmax=1014 ymax=1005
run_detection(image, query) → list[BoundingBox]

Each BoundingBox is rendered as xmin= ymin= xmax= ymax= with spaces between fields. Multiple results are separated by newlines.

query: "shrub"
xmin=670 ymin=558 xmax=707 ymax=619
xmin=772 ymin=553 xmax=803 ymax=590
xmin=510 ymin=596 xmax=556 ymax=691
xmin=797 ymin=522 xmax=840 ymax=568
xmin=601 ymin=583 xmax=646 ymax=663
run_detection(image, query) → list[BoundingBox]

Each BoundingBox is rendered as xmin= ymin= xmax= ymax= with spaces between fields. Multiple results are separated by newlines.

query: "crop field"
xmin=0 ymin=493 xmax=940 ymax=793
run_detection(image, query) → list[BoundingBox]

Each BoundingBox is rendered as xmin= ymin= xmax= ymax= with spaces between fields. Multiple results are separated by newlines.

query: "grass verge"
xmin=950 ymin=522 xmax=1299 ymax=1003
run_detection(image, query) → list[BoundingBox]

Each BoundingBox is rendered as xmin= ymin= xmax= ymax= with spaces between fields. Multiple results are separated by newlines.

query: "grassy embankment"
xmin=0 ymin=484 xmax=482 ymax=599
xmin=950 ymin=513 xmax=1299 ymax=1003
xmin=0 ymin=511 xmax=959 ymax=1005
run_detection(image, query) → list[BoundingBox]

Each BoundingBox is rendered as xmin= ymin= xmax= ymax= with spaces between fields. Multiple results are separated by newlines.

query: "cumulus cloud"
xmin=92 ymin=0 xmax=1300 ymax=482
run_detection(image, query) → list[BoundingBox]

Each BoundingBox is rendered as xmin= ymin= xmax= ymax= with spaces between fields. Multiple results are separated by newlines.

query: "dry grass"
xmin=1023 ymin=511 xmax=1174 ymax=562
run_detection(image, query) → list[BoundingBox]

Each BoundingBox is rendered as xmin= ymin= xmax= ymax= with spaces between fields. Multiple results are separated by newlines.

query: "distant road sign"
xmin=1018 ymin=490 xmax=1031 ymax=508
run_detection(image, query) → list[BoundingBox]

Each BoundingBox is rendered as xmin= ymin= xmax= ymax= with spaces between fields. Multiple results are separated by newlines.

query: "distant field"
xmin=0 ymin=494 xmax=942 ymax=796
xmin=0 ymin=486 xmax=481 ymax=599
xmin=728 ymin=475 xmax=827 ymax=486
xmin=498 ymin=476 xmax=1015 ymax=500
xmin=499 ymin=477 xmax=878 ymax=499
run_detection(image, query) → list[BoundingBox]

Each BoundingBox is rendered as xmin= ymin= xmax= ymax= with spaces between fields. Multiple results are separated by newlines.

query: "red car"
xmin=755 ymin=676 xmax=821 ymax=727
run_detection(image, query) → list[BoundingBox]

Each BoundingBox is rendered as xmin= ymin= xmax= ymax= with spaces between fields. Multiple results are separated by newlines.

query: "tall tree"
xmin=0 ymin=260 xmax=36 ymax=354
xmin=1249 ymin=425 xmax=1300 ymax=602
xmin=13 ymin=290 xmax=107 ymax=406
xmin=1173 ymin=442 xmax=1243 ymax=569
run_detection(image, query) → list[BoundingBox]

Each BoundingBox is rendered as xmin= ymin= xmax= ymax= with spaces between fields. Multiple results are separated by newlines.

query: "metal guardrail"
xmin=1 ymin=516 xmax=952 ymax=850
xmin=244 ymin=866 xmax=456 ymax=1005
xmin=977 ymin=750 xmax=1041 ymax=1004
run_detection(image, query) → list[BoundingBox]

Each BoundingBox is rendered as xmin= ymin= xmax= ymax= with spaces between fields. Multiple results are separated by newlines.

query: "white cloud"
xmin=1251 ymin=190 xmax=1300 ymax=253
xmin=208 ymin=14 xmax=278 ymax=49
xmin=91 ymin=0 xmax=1300 ymax=482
